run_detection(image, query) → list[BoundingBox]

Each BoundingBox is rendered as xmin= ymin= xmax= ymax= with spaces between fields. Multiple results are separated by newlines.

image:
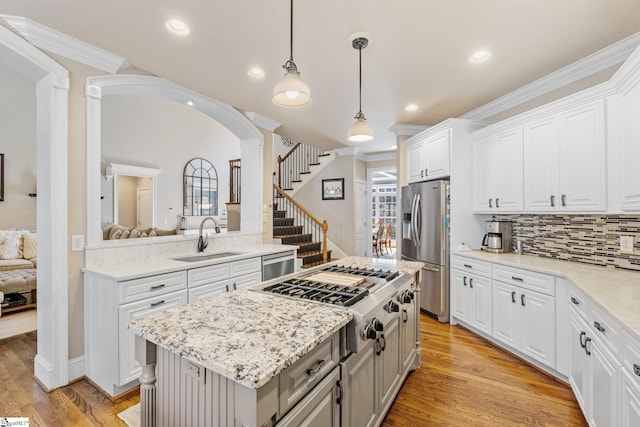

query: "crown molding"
xmin=365 ymin=151 xmax=396 ymax=162
xmin=388 ymin=123 xmax=430 ymax=137
xmin=1 ymin=15 xmax=131 ymax=73
xmin=334 ymin=147 xmax=360 ymax=157
xmin=461 ymin=31 xmax=640 ymax=121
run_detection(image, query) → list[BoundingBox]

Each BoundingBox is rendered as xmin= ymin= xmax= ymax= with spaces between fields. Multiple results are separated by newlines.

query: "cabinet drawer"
xmin=568 ymin=284 xmax=589 ymax=320
xmin=492 ymin=265 xmax=555 ymax=296
xmin=589 ymin=303 xmax=621 ymax=356
xmin=230 ymin=257 xmax=261 ymax=277
xmin=451 ymin=256 xmax=491 ymax=276
xmin=230 ymin=271 xmax=262 ymax=291
xmin=188 ymin=263 xmax=230 ymax=288
xmin=187 ymin=280 xmax=230 ymax=302
xmin=279 ymin=332 xmax=339 ymax=416
xmin=119 ymin=271 xmax=187 ymax=304
xmin=622 ymin=331 xmax=640 ymax=390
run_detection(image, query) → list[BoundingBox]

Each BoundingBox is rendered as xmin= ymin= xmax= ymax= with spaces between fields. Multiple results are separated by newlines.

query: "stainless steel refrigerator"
xmin=401 ymin=180 xmax=450 ymax=323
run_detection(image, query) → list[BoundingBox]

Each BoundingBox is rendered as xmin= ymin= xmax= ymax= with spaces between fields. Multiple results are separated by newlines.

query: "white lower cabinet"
xmin=569 ymin=299 xmax=621 ymax=427
xmin=492 ymin=281 xmax=555 ymax=367
xmin=621 ymin=370 xmax=640 ymax=427
xmin=451 ymin=269 xmax=492 ymax=335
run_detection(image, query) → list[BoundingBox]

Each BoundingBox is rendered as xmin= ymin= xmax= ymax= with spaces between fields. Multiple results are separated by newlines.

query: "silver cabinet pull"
xmin=150 ymin=300 xmax=165 ymax=307
xmin=584 ymin=337 xmax=592 ymax=356
xmin=489 ymin=198 xmax=493 ymax=208
xmin=634 ymin=364 xmax=640 ymax=377
xmin=225 ymin=284 xmax=230 ymax=292
xmin=463 ymin=276 xmax=467 ymax=286
xmin=306 ymin=359 xmax=325 ymax=376
xmin=579 ymin=331 xmax=586 ymax=348
xmin=521 ymin=294 xmax=526 ymax=306
xmin=511 ymin=291 xmax=516 ymax=303
xmin=570 ymin=297 xmax=579 ymax=305
xmin=496 ymin=198 xmax=500 ymax=208
xmin=511 ymin=276 xmax=524 ymax=282
xmin=402 ymin=309 xmax=408 ymax=323
xmin=150 ymin=284 xmax=165 ymax=291
xmin=593 ymin=321 xmax=606 ymax=333
xmin=232 ymin=283 xmax=237 ymax=291
xmin=550 ymin=195 xmax=555 ymax=207
xmin=561 ymin=194 xmax=567 ymax=207
xmin=464 ymin=264 xmax=473 ymax=269
xmin=469 ymin=278 xmax=474 ymax=288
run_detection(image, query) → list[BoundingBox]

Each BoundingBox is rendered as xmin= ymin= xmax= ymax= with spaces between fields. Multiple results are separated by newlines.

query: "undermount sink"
xmin=172 ymin=251 xmax=245 ymax=262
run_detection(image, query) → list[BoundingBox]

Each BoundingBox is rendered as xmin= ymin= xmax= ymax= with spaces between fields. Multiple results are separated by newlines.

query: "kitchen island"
xmin=130 ymin=256 xmax=423 ymax=427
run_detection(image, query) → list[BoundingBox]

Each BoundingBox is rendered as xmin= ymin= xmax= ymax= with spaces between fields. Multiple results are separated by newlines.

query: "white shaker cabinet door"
xmin=492 ymin=126 xmax=524 ymax=212
xmin=569 ymin=310 xmax=590 ymax=416
xmin=451 ymin=269 xmax=471 ymax=323
xmin=406 ymin=139 xmax=426 ymax=183
xmin=472 ymin=135 xmax=495 ymax=212
xmin=588 ymin=336 xmax=619 ymax=427
xmin=492 ymin=281 xmax=520 ymax=350
xmin=557 ymin=99 xmax=606 ymax=211
xmin=519 ymin=289 xmax=555 ymax=367
xmin=621 ymin=370 xmax=640 ymax=427
xmin=424 ymin=129 xmax=451 ymax=179
xmin=469 ymin=274 xmax=492 ymax=336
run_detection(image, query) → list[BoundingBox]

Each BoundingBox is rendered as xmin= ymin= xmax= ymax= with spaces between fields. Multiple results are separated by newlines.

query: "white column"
xmin=135 ymin=336 xmax=157 ymax=427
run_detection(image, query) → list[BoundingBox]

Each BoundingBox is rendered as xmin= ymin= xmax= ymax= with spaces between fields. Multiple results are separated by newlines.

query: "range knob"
xmin=372 ymin=318 xmax=384 ymax=332
xmin=407 ymin=291 xmax=415 ymax=301
xmin=400 ymin=291 xmax=412 ymax=304
xmin=362 ymin=324 xmax=377 ymax=340
xmin=385 ymin=300 xmax=400 ymax=313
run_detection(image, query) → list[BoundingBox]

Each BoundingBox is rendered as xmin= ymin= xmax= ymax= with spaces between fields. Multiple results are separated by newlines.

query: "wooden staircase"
xmin=273 ymin=186 xmax=332 ymax=268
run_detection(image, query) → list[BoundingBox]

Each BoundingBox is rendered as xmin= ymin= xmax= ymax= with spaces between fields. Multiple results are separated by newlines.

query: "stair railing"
xmin=273 ymin=184 xmax=328 ymax=263
xmin=277 ymin=142 xmax=327 ymax=190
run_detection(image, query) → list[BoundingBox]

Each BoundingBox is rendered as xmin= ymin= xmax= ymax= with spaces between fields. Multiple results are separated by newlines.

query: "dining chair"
xmin=384 ymin=223 xmax=394 ymax=254
xmin=372 ymin=223 xmax=385 ymax=257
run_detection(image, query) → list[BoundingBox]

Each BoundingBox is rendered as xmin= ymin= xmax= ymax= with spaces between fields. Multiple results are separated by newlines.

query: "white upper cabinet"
xmin=523 ymin=99 xmax=607 ymax=212
xmin=405 ymin=128 xmax=451 ymax=183
xmin=558 ymin=99 xmax=607 ymax=211
xmin=472 ymin=125 xmax=523 ymax=213
xmin=611 ymin=45 xmax=640 ymax=212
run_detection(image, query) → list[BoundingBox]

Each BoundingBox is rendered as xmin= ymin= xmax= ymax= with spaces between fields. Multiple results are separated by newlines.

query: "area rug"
xmin=117 ymin=403 xmax=140 ymax=427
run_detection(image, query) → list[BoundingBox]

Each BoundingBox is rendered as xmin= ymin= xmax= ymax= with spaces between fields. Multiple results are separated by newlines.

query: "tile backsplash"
xmin=496 ymin=215 xmax=640 ymax=272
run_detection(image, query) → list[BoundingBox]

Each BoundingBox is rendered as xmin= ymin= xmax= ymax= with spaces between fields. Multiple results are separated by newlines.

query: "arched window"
xmin=183 ymin=158 xmax=218 ymax=216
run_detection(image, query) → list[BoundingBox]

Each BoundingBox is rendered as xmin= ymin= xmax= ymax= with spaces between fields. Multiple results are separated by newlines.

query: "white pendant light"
xmin=348 ymin=36 xmax=373 ymax=142
xmin=273 ymin=0 xmax=311 ymax=107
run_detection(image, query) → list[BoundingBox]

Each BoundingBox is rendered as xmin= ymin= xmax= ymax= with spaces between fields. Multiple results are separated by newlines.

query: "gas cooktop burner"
xmin=320 ymin=265 xmax=401 ymax=282
xmin=260 ymin=278 xmax=369 ymax=307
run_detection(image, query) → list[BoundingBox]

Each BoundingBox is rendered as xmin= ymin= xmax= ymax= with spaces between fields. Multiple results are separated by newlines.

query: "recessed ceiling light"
xmin=405 ymin=104 xmax=419 ymax=112
xmin=248 ymin=67 xmax=266 ymax=80
xmin=391 ymin=145 xmax=397 ymax=150
xmin=469 ymin=50 xmax=491 ymax=63
xmin=186 ymin=99 xmax=194 ymax=107
xmin=166 ymin=19 xmax=190 ymax=35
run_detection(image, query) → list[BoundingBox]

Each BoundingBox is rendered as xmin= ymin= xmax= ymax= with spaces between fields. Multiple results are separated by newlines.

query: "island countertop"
xmin=129 ymin=288 xmax=352 ymax=389
xmin=128 ymin=256 xmax=421 ymax=389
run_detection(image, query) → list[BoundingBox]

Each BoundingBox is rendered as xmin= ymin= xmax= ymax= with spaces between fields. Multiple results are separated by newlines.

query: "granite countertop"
xmin=82 ymin=244 xmax=297 ymax=281
xmin=451 ymin=250 xmax=640 ymax=340
xmin=129 ymin=289 xmax=352 ymax=389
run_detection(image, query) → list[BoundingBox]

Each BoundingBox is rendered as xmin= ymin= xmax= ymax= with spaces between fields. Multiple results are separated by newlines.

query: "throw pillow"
xmin=129 ymin=229 xmax=141 ymax=238
xmin=23 ymin=232 xmax=37 ymax=259
xmin=110 ymin=229 xmax=123 ymax=240
xmin=0 ymin=234 xmax=20 ymax=260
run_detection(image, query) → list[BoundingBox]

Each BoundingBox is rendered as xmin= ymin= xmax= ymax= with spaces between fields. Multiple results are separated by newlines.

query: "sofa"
xmin=0 ymin=230 xmax=37 ymax=317
xmin=102 ymin=224 xmax=177 ymax=240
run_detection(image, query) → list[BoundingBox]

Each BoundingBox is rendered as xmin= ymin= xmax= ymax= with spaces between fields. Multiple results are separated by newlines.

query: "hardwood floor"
xmin=0 ymin=332 xmax=138 ymax=426
xmin=383 ymin=314 xmax=588 ymax=426
xmin=0 ymin=314 xmax=586 ymax=426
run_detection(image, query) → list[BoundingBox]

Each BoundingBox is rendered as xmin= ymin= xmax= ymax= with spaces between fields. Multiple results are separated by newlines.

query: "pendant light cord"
xmin=289 ymin=0 xmax=294 ymax=62
xmin=358 ymin=45 xmax=363 ymax=114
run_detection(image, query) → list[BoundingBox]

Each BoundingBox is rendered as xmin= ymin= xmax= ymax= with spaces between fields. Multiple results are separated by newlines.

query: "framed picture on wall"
xmin=0 ymin=153 xmax=4 ymax=202
xmin=322 ymin=178 xmax=344 ymax=200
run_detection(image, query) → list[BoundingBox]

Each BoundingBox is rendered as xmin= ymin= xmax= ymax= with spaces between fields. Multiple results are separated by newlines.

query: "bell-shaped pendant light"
xmin=348 ymin=37 xmax=374 ymax=142
xmin=273 ymin=0 xmax=311 ymax=107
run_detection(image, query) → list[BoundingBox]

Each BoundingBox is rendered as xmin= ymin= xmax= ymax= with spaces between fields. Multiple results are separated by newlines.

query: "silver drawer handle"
xmin=511 ymin=276 xmax=524 ymax=282
xmin=306 ymin=359 xmax=325 ymax=376
xmin=150 ymin=300 xmax=165 ymax=307
xmin=593 ymin=321 xmax=606 ymax=333
xmin=570 ymin=297 xmax=579 ymax=305
xmin=150 ymin=284 xmax=166 ymax=291
xmin=634 ymin=364 xmax=640 ymax=377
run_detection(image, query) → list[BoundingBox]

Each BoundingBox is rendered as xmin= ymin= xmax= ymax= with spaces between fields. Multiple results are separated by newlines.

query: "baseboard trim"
xmin=68 ymin=355 xmax=85 ymax=382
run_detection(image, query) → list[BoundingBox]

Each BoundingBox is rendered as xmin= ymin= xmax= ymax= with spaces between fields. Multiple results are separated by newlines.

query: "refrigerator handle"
xmin=414 ymin=193 xmax=422 ymax=247
xmin=410 ymin=194 xmax=419 ymax=247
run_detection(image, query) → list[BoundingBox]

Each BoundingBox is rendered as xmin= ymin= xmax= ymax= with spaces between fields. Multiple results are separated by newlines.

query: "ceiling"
xmin=1 ymin=0 xmax=639 ymax=154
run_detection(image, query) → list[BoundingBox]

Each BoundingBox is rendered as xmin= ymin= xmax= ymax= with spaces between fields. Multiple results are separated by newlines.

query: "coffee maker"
xmin=481 ymin=220 xmax=513 ymax=253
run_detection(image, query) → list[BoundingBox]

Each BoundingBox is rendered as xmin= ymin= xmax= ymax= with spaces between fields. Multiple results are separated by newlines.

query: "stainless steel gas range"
xmin=254 ymin=262 xmax=421 ymax=427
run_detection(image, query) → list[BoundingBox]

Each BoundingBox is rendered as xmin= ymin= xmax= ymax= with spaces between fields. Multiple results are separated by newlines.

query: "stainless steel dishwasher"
xmin=262 ymin=251 xmax=296 ymax=281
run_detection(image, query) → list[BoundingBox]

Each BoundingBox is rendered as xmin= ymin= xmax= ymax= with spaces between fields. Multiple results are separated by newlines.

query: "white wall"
xmin=294 ymin=154 xmax=357 ymax=255
xmin=101 ymin=94 xmax=241 ymax=228
xmin=0 ymin=62 xmax=36 ymax=230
